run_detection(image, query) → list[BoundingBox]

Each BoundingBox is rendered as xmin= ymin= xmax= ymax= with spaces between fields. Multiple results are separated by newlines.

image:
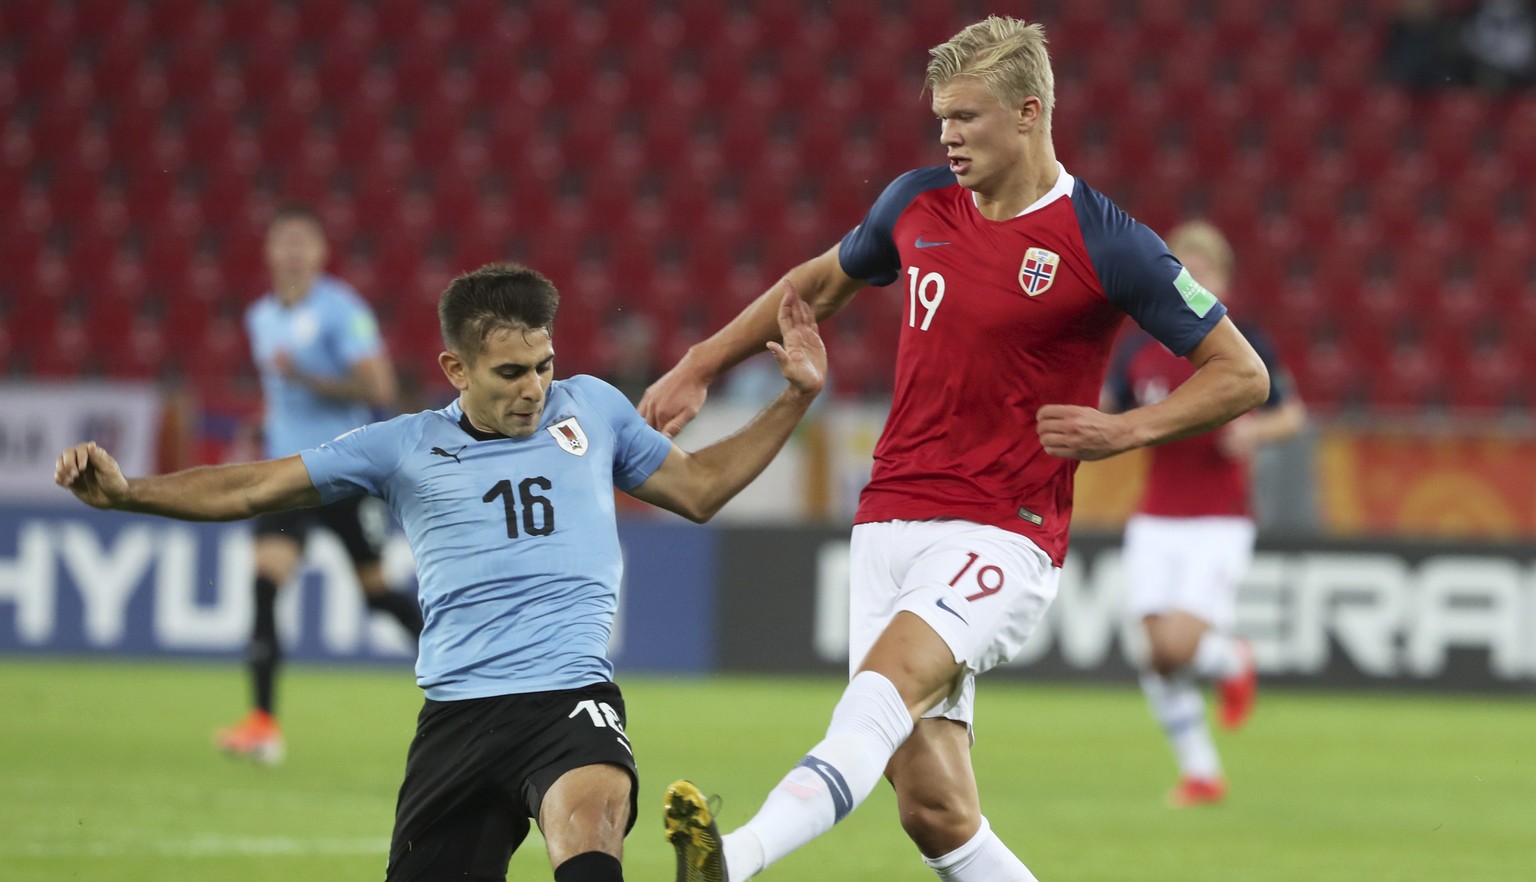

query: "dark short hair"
xmin=268 ymin=202 xmax=324 ymax=232
xmin=439 ymin=263 xmax=560 ymax=358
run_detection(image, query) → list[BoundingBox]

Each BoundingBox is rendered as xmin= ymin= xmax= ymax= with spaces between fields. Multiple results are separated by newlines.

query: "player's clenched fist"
xmin=54 ymin=441 xmax=129 ymax=509
xmin=1036 ymin=404 xmax=1132 ymax=461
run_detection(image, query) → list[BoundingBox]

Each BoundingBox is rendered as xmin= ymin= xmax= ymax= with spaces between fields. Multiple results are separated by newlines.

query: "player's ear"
xmin=439 ymin=350 xmax=471 ymax=391
xmin=1017 ymin=95 xmax=1043 ymax=133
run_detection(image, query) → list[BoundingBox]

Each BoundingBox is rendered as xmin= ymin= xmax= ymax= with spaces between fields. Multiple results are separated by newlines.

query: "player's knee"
xmin=542 ymin=766 xmax=633 ymax=852
xmin=896 ymin=794 xmax=980 ymax=856
xmin=1147 ymin=642 xmax=1196 ymax=676
xmin=355 ymin=563 xmax=388 ymax=595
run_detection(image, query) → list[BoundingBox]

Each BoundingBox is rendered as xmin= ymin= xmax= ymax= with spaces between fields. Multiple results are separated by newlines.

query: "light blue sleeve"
xmin=330 ymin=287 xmax=385 ymax=366
xmin=570 ymin=376 xmax=673 ymax=491
xmin=298 ymin=417 xmax=410 ymax=503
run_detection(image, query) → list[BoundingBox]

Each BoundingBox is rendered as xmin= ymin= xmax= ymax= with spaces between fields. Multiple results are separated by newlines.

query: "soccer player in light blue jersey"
xmin=55 ymin=262 xmax=827 ymax=882
xmin=220 ymin=203 xmax=421 ymax=765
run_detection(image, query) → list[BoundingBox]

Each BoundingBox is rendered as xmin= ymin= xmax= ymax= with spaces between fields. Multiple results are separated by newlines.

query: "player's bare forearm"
xmin=293 ymin=356 xmax=397 ymax=407
xmin=1109 ymin=320 xmax=1270 ymax=451
xmin=688 ymin=248 xmax=857 ymax=377
xmin=641 ymin=245 xmax=858 ymax=436
xmin=1039 ymin=320 xmax=1268 ymax=461
xmin=1219 ymin=396 xmax=1307 ymax=458
xmin=1250 ymin=397 xmax=1307 ymax=443
xmin=124 ymin=461 xmax=320 ymax=520
xmin=1120 ymin=360 xmax=1268 ymax=447
xmin=649 ymin=385 xmax=819 ymax=522
xmin=56 ymin=444 xmax=321 ymax=521
xmin=633 ymin=288 xmax=827 ymax=519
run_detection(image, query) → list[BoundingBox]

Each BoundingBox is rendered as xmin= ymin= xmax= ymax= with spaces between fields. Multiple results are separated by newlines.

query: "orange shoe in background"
xmin=1167 ymin=776 xmax=1227 ymax=808
xmin=1218 ymin=640 xmax=1257 ymax=730
xmin=215 ymin=709 xmax=285 ymax=766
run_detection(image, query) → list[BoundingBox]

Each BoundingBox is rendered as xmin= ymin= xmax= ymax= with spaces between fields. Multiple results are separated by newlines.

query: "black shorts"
xmin=385 ymin=681 xmax=638 ymax=882
xmin=252 ymin=496 xmax=386 ymax=566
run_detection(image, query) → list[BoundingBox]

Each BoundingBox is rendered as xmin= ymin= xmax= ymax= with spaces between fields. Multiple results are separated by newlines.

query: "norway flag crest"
xmin=1018 ymin=247 xmax=1060 ymax=297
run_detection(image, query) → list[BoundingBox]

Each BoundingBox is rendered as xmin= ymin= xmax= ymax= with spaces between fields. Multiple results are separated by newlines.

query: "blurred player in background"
xmin=643 ymin=16 xmax=1270 ymax=882
xmin=1101 ymin=220 xmax=1307 ymax=807
xmin=218 ymin=203 xmax=420 ymax=764
xmin=56 ymin=263 xmax=828 ymax=882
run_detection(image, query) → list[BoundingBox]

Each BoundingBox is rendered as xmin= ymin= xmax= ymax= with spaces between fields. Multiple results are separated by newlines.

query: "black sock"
xmin=366 ymin=591 xmax=424 ymax=637
xmin=553 ymin=851 xmax=623 ymax=882
xmin=249 ymin=576 xmax=281 ymax=715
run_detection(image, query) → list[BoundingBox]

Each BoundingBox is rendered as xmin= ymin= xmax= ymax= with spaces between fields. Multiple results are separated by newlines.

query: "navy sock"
xmin=366 ymin=590 xmax=424 ymax=637
xmin=553 ymin=851 xmax=623 ymax=881
xmin=250 ymin=576 xmax=281 ymax=714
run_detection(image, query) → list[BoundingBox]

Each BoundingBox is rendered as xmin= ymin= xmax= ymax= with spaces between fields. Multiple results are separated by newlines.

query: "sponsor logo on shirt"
xmin=429 ymin=445 xmax=465 ymax=464
xmin=547 ymin=417 xmax=588 ymax=456
xmin=1018 ymin=247 xmax=1060 ymax=296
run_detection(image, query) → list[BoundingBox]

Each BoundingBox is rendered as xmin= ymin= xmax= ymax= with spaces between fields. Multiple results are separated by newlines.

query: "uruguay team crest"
xmin=547 ymin=417 xmax=588 ymax=456
xmin=1018 ymin=247 xmax=1060 ymax=297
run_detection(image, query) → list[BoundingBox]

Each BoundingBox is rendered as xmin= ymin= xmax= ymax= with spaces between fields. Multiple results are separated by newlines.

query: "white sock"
xmin=1191 ymin=631 xmax=1244 ymax=680
xmin=922 ymin=816 xmax=1039 ymax=882
xmin=725 ymin=671 xmax=914 ymax=878
xmin=1139 ymin=671 xmax=1221 ymax=780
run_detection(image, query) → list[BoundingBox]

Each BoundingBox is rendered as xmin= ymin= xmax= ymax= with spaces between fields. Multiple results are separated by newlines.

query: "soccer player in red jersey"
xmin=644 ymin=17 xmax=1271 ymax=882
xmin=1102 ymin=221 xmax=1308 ymax=807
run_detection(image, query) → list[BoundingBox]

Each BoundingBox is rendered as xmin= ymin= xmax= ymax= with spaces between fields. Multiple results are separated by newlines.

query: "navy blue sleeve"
xmin=838 ymin=166 xmax=957 ymax=287
xmin=1103 ymin=331 xmax=1149 ymax=412
xmin=1239 ymin=324 xmax=1291 ymax=408
xmin=1072 ymin=182 xmax=1227 ymax=357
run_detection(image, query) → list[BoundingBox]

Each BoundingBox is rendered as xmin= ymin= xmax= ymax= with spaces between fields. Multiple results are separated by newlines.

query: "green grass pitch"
xmin=0 ymin=659 xmax=1531 ymax=881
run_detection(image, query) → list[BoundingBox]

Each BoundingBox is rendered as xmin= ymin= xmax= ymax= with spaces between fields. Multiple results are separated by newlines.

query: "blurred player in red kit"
xmin=1102 ymin=220 xmax=1307 ymax=807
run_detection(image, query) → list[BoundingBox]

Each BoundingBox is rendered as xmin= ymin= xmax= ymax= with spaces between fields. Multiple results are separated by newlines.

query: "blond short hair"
xmin=1165 ymin=220 xmax=1235 ymax=275
xmin=925 ymin=16 xmax=1055 ymax=127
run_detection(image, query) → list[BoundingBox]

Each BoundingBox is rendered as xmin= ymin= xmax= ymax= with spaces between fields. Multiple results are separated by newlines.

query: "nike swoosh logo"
xmin=915 ymin=237 xmax=952 ymax=248
xmin=935 ymin=597 xmax=967 ymax=623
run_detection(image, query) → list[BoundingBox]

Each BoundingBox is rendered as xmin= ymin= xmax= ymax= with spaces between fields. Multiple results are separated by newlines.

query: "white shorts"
xmin=848 ymin=519 xmax=1060 ymax=727
xmin=1123 ymin=514 xmax=1256 ymax=631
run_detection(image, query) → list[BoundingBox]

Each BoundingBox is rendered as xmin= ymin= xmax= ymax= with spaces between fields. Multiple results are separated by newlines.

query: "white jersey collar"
xmin=970 ymin=162 xmax=1074 ymax=218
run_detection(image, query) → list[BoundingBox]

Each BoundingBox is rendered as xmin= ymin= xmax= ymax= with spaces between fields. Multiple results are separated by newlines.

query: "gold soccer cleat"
xmin=665 ymin=779 xmax=728 ymax=882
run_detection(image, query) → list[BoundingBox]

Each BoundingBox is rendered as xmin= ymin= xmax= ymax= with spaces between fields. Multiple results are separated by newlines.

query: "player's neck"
xmin=458 ymin=400 xmax=506 ymax=439
xmin=973 ymin=142 xmax=1059 ymax=221
xmin=273 ymin=275 xmax=315 ymax=306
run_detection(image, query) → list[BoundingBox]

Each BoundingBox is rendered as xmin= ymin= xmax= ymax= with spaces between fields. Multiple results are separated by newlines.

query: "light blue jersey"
xmin=246 ymin=274 xmax=384 ymax=457
xmin=299 ymin=375 xmax=674 ymax=700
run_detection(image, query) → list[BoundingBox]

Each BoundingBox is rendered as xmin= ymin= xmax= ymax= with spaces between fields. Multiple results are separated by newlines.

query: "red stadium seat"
xmin=32 ymin=299 xmax=100 ymax=377
xmin=1 ymin=0 xmax=55 ymax=36
xmin=1445 ymin=337 xmax=1527 ymax=411
xmin=1208 ymin=1 xmax=1269 ymax=53
xmin=1368 ymin=332 xmax=1447 ymax=412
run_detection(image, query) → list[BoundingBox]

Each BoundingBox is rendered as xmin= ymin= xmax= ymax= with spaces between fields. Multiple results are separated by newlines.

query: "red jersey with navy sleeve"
xmin=837 ymin=164 xmax=1226 ymax=565
xmin=1105 ymin=324 xmax=1291 ymax=517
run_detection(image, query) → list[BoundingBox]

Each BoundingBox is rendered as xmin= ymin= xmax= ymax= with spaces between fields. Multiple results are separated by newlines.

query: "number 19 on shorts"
xmin=907 ymin=267 xmax=945 ymax=331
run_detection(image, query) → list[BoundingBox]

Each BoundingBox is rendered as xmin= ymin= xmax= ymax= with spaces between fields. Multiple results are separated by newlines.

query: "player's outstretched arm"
xmin=275 ymin=351 xmax=398 ymax=408
xmin=55 ymin=442 xmax=321 ymax=521
xmin=639 ymin=244 xmax=862 ymax=438
xmin=630 ymin=287 xmax=827 ymax=522
xmin=1038 ymin=318 xmax=1269 ymax=461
